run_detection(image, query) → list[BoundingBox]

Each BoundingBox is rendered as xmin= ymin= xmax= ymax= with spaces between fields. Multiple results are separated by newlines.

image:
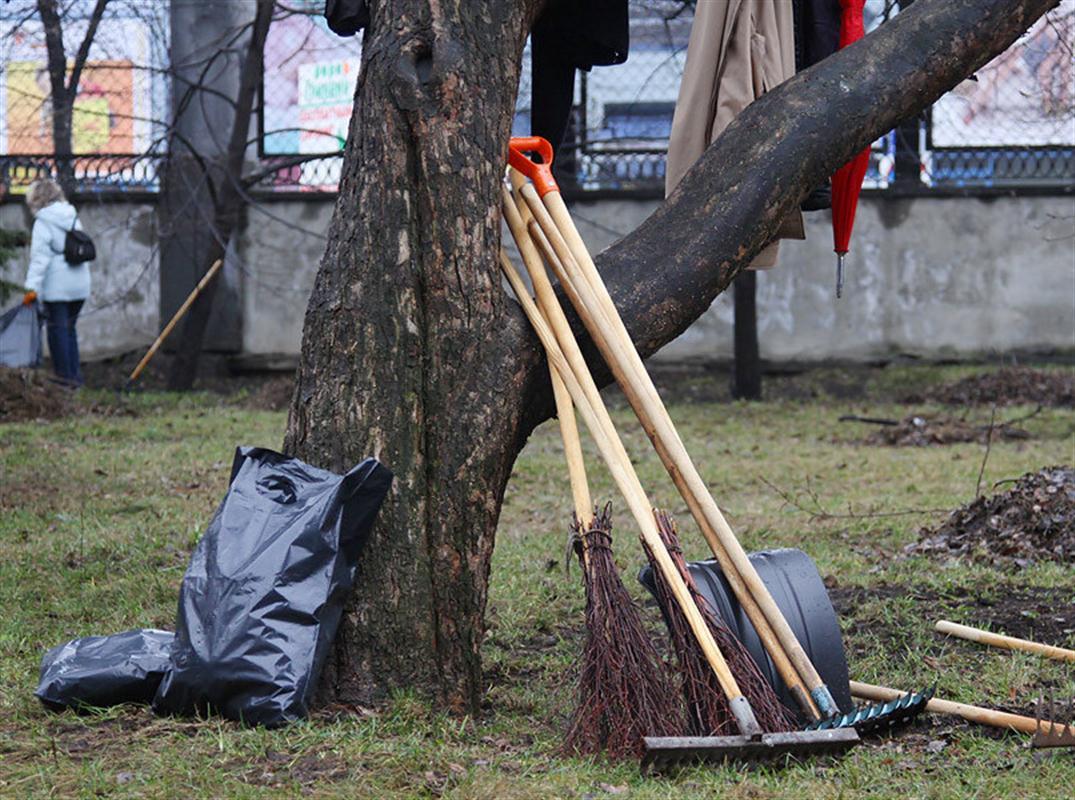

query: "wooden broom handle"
xmin=128 ymin=258 xmax=224 ymax=384
xmin=516 ymin=178 xmax=830 ymax=719
xmin=551 ymin=369 xmax=592 ymax=528
xmin=506 ymin=174 xmax=591 ymax=529
xmin=850 ymin=681 xmax=1071 ymax=736
xmin=935 ymin=620 xmax=1075 ymax=663
xmin=497 ymin=231 xmax=760 ymax=737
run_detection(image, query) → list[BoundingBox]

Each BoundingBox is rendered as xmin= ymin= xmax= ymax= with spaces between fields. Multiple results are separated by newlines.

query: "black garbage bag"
xmin=36 ymin=629 xmax=175 ymax=711
xmin=153 ymin=447 xmax=392 ymax=727
xmin=0 ymin=303 xmax=42 ymax=368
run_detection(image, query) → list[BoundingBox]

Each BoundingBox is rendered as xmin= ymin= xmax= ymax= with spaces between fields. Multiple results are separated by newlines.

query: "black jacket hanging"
xmin=324 ymin=0 xmax=369 ymax=37
xmin=530 ymin=0 xmax=629 ymax=158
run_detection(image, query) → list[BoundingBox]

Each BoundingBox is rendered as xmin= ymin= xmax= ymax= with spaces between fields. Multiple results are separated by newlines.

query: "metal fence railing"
xmin=1 ymin=0 xmax=1071 ymax=198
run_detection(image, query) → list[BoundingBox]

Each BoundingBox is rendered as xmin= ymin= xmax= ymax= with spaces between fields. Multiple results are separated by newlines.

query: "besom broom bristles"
xmin=644 ymin=512 xmax=795 ymax=736
xmin=565 ymin=504 xmax=684 ymax=759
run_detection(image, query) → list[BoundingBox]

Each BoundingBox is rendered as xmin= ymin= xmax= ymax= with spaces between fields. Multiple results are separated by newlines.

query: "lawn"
xmin=1 ymin=364 xmax=1072 ymax=799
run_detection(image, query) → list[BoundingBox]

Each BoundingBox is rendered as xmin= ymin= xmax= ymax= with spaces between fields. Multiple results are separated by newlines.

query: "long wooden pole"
xmin=499 ymin=209 xmax=762 ymax=737
xmin=126 ymin=258 xmax=224 ymax=386
xmin=850 ymin=680 xmax=1072 ymax=736
xmin=935 ymin=620 xmax=1075 ymax=663
xmin=515 ymin=175 xmax=830 ymax=720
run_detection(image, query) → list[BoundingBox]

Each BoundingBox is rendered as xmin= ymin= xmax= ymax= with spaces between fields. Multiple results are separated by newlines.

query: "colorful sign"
xmin=296 ymin=59 xmax=360 ymax=154
xmin=4 ymin=59 xmax=137 ymax=154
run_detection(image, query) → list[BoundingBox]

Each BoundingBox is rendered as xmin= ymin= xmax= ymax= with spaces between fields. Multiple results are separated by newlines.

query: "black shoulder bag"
xmin=63 ymin=217 xmax=96 ymax=265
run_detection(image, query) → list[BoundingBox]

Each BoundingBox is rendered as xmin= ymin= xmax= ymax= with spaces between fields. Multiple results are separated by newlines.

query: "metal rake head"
xmin=806 ymin=687 xmax=934 ymax=738
xmin=641 ymin=728 xmax=860 ymax=773
xmin=1032 ymin=695 xmax=1075 ymax=749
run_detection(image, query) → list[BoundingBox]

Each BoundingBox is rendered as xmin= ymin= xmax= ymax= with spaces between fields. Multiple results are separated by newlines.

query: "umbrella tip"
xmin=835 ymin=253 xmax=845 ymax=299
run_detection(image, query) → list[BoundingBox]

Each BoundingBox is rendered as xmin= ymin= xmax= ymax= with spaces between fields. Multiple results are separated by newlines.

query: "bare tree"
xmin=163 ymin=0 xmax=275 ymax=391
xmin=282 ymin=0 xmax=1060 ymax=714
xmin=35 ymin=0 xmax=110 ymax=194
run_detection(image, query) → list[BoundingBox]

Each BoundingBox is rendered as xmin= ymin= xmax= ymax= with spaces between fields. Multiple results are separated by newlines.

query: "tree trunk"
xmin=283 ymin=0 xmax=539 ymax=713
xmin=166 ymin=0 xmax=274 ymax=391
xmin=37 ymin=0 xmax=75 ymax=194
xmin=37 ymin=0 xmax=109 ymax=195
xmin=732 ymin=271 xmax=761 ymax=400
xmin=285 ymin=0 xmax=1059 ymax=713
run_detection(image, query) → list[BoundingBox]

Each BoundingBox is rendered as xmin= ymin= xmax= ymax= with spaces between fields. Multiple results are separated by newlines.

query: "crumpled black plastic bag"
xmin=153 ymin=447 xmax=392 ymax=727
xmin=35 ymin=629 xmax=174 ymax=711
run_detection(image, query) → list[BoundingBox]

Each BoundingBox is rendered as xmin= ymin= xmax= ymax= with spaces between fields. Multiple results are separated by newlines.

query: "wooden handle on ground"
xmin=498 ymin=213 xmax=759 ymax=736
xmin=935 ymin=620 xmax=1075 ymax=663
xmin=850 ymin=680 xmax=1071 ymax=736
xmin=515 ymin=177 xmax=828 ymax=719
xmin=127 ymin=258 xmax=224 ymax=385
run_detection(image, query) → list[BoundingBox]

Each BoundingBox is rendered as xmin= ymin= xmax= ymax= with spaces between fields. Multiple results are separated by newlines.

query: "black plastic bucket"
xmin=638 ymin=548 xmax=852 ymax=721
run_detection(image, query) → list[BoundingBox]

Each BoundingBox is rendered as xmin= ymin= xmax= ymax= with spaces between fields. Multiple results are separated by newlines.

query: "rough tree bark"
xmin=36 ymin=0 xmax=109 ymax=195
xmin=285 ymin=0 xmax=1059 ymax=713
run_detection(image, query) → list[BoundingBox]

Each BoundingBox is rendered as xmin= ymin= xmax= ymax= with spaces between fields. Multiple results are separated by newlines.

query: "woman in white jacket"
xmin=22 ymin=179 xmax=92 ymax=387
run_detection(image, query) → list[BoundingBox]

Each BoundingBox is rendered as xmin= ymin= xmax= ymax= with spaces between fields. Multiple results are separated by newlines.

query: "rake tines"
xmin=808 ymin=687 xmax=934 ymax=737
xmin=1032 ymin=694 xmax=1075 ymax=749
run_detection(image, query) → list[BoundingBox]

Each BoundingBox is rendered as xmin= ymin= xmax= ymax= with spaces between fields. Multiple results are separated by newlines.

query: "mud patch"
xmin=240 ymin=375 xmax=295 ymax=412
xmin=831 ymin=584 xmax=1075 ymax=649
xmin=228 ymin=746 xmax=353 ymax=790
xmin=853 ymin=413 xmax=1032 ymax=447
xmin=0 ymin=367 xmax=73 ymax=422
xmin=902 ymin=366 xmax=1074 ymax=407
xmin=908 ymin=466 xmax=1074 ymax=567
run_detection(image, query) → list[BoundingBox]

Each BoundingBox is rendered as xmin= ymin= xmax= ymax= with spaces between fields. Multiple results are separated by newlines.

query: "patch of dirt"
xmin=0 ymin=367 xmax=74 ymax=421
xmin=855 ymin=413 xmax=1032 ymax=447
xmin=902 ymin=366 xmax=1074 ymax=407
xmin=49 ymin=712 xmax=151 ymax=761
xmin=908 ymin=466 xmax=1075 ymax=567
xmin=831 ymin=584 xmax=1075 ymax=649
xmin=0 ymin=366 xmax=141 ymax=422
xmin=228 ymin=746 xmax=353 ymax=789
xmin=82 ymin=351 xmax=293 ymax=411
xmin=243 ymin=375 xmax=295 ymax=412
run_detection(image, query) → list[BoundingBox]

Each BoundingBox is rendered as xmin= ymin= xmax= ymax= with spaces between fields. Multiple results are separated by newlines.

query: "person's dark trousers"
xmin=43 ymin=300 xmax=84 ymax=387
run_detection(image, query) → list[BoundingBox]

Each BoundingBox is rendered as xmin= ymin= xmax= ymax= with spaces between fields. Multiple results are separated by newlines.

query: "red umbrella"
xmin=831 ymin=0 xmax=869 ymax=298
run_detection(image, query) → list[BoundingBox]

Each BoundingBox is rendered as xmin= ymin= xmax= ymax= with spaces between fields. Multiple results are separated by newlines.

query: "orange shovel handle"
xmin=508 ymin=136 xmax=559 ymax=197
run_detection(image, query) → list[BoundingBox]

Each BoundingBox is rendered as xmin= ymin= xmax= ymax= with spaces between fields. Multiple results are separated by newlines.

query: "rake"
xmin=500 ymin=188 xmax=858 ymax=767
xmin=852 ymin=680 xmax=1075 ymax=746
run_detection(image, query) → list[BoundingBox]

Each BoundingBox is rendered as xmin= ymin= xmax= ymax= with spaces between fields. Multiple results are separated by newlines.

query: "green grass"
xmin=1 ymin=366 xmax=1073 ymax=798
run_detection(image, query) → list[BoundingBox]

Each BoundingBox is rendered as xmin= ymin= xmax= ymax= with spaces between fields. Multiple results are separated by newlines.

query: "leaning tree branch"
xmin=513 ymin=0 xmax=1059 ymax=433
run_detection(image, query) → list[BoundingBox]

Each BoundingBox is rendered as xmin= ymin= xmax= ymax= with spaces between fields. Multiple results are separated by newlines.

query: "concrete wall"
xmin=4 ymin=193 xmax=1071 ymax=363
xmin=571 ymin=194 xmax=1075 ymax=363
xmin=235 ymin=198 xmax=333 ymax=358
xmin=1 ymin=200 xmax=159 ymax=359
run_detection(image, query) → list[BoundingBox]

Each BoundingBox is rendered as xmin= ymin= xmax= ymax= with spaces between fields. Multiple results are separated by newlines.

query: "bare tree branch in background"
xmin=35 ymin=0 xmax=109 ymax=193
